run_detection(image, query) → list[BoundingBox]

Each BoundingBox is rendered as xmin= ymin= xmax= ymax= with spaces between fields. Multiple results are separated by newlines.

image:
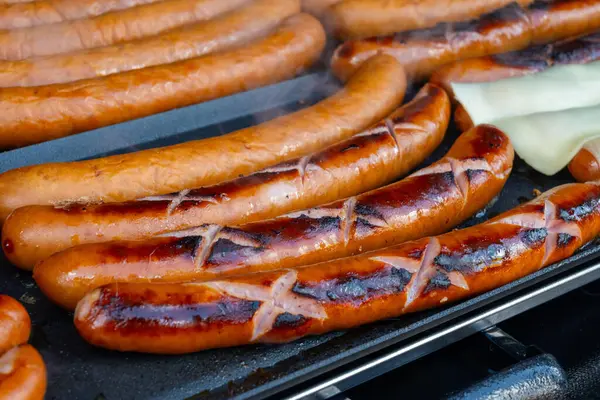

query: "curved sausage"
xmin=0 ymin=0 xmax=251 ymax=60
xmin=0 ymin=345 xmax=46 ymax=400
xmin=35 ymin=124 xmax=512 ymax=310
xmin=0 ymin=295 xmax=30 ymax=355
xmin=0 ymin=0 xmax=164 ymax=30
xmin=428 ymin=33 xmax=600 ymax=180
xmin=331 ymin=0 xmax=600 ymax=81
xmin=74 ymin=180 xmax=600 ymax=354
xmin=0 ymin=53 xmax=405 ymax=221
xmin=327 ymin=0 xmax=534 ymax=39
xmin=0 ymin=0 xmax=300 ymax=87
xmin=0 ymin=13 xmax=326 ymax=149
xmin=569 ymin=139 xmax=600 ymax=182
xmin=8 ymin=81 xmax=447 ymax=272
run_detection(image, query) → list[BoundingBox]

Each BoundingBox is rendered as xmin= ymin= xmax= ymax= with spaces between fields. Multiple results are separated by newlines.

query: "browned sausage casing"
xmin=301 ymin=0 xmax=342 ymax=17
xmin=429 ymin=33 xmax=600 ymax=181
xmin=0 ymin=0 xmax=252 ymax=60
xmin=331 ymin=0 xmax=600 ymax=81
xmin=0 ymin=53 xmax=405 ymax=221
xmin=0 ymin=0 xmax=300 ymax=87
xmin=0 ymin=295 xmax=30 ymax=354
xmin=0 ymin=345 xmax=46 ymax=400
xmin=74 ymin=180 xmax=600 ymax=354
xmin=0 ymin=0 xmax=164 ymax=30
xmin=327 ymin=0 xmax=534 ymax=39
xmin=0 ymin=13 xmax=326 ymax=148
xmin=7 ymin=82 xmax=448 ymax=272
xmin=35 ymin=124 xmax=513 ymax=310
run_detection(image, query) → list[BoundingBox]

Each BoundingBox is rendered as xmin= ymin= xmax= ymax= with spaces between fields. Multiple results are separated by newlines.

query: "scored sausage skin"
xmin=74 ymin=180 xmax=600 ymax=354
xmin=0 ymin=345 xmax=46 ymax=400
xmin=0 ymin=295 xmax=30 ymax=354
xmin=0 ymin=0 xmax=252 ymax=60
xmin=331 ymin=0 xmax=600 ymax=81
xmin=36 ymin=124 xmax=513 ymax=310
xmin=0 ymin=0 xmax=165 ymax=30
xmin=0 ymin=53 xmax=406 ymax=222
xmin=9 ymin=80 xmax=450 ymax=272
xmin=327 ymin=0 xmax=534 ymax=39
xmin=429 ymin=32 xmax=600 ymax=181
xmin=0 ymin=0 xmax=301 ymax=87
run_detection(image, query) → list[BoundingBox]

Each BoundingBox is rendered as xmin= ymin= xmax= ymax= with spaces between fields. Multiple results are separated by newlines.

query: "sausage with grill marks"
xmin=0 ymin=345 xmax=46 ymax=400
xmin=0 ymin=13 xmax=326 ymax=149
xmin=428 ymin=33 xmax=600 ymax=181
xmin=74 ymin=180 xmax=600 ymax=354
xmin=0 ymin=295 xmax=30 ymax=355
xmin=0 ymin=53 xmax=404 ymax=221
xmin=331 ymin=0 xmax=600 ymax=81
xmin=0 ymin=0 xmax=300 ymax=87
xmin=6 ymin=82 xmax=447 ymax=271
xmin=35 ymin=124 xmax=512 ymax=310
xmin=327 ymin=0 xmax=534 ymax=39
xmin=0 ymin=0 xmax=164 ymax=30
xmin=0 ymin=0 xmax=252 ymax=60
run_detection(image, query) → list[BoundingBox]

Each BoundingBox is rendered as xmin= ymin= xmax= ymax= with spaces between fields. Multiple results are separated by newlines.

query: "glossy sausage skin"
xmin=430 ymin=32 xmax=600 ymax=98
xmin=0 ymin=54 xmax=405 ymax=221
xmin=331 ymin=0 xmax=600 ymax=81
xmin=0 ymin=0 xmax=300 ymax=87
xmin=429 ymin=32 xmax=600 ymax=180
xmin=74 ymin=180 xmax=600 ymax=354
xmin=0 ymin=0 xmax=251 ymax=60
xmin=327 ymin=0 xmax=534 ymax=39
xmin=0 ymin=295 xmax=30 ymax=355
xmin=569 ymin=140 xmax=600 ymax=182
xmin=0 ymin=0 xmax=163 ymax=30
xmin=10 ymin=81 xmax=446 ymax=272
xmin=36 ymin=124 xmax=512 ymax=310
xmin=0 ymin=14 xmax=326 ymax=149
xmin=0 ymin=345 xmax=46 ymax=400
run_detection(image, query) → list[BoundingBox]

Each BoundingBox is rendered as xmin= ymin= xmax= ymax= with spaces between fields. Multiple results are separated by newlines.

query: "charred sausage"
xmin=0 ymin=295 xmax=30 ymax=355
xmin=0 ymin=0 xmax=251 ymax=60
xmin=7 ymin=82 xmax=448 ymax=271
xmin=0 ymin=0 xmax=300 ymax=87
xmin=0 ymin=53 xmax=405 ymax=221
xmin=428 ymin=33 xmax=600 ymax=180
xmin=74 ymin=180 xmax=600 ymax=354
xmin=331 ymin=0 xmax=600 ymax=81
xmin=35 ymin=124 xmax=512 ymax=310
xmin=0 ymin=0 xmax=164 ymax=30
xmin=0 ymin=13 xmax=326 ymax=148
xmin=0 ymin=345 xmax=46 ymax=400
xmin=327 ymin=0 xmax=534 ymax=39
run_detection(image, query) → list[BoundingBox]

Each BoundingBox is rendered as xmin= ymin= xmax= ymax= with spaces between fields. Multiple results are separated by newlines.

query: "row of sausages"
xmin=1 ymin=0 xmax=600 ymax=150
xmin=0 ymin=295 xmax=46 ymax=400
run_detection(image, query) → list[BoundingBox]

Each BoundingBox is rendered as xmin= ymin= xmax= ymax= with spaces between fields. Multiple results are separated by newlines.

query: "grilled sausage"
xmin=74 ymin=180 xmax=600 ymax=354
xmin=0 ymin=295 xmax=30 ymax=355
xmin=331 ymin=0 xmax=600 ymax=81
xmin=0 ymin=53 xmax=405 ymax=222
xmin=0 ymin=13 xmax=326 ymax=149
xmin=0 ymin=0 xmax=300 ymax=87
xmin=0 ymin=0 xmax=251 ymax=60
xmin=7 ymin=82 xmax=448 ymax=272
xmin=0 ymin=0 xmax=164 ymax=30
xmin=428 ymin=33 xmax=600 ymax=180
xmin=0 ymin=345 xmax=46 ymax=400
xmin=35 ymin=124 xmax=512 ymax=310
xmin=327 ymin=0 xmax=534 ymax=39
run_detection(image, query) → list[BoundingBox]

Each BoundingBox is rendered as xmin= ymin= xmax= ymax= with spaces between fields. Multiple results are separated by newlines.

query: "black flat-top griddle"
xmin=0 ymin=70 xmax=598 ymax=400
